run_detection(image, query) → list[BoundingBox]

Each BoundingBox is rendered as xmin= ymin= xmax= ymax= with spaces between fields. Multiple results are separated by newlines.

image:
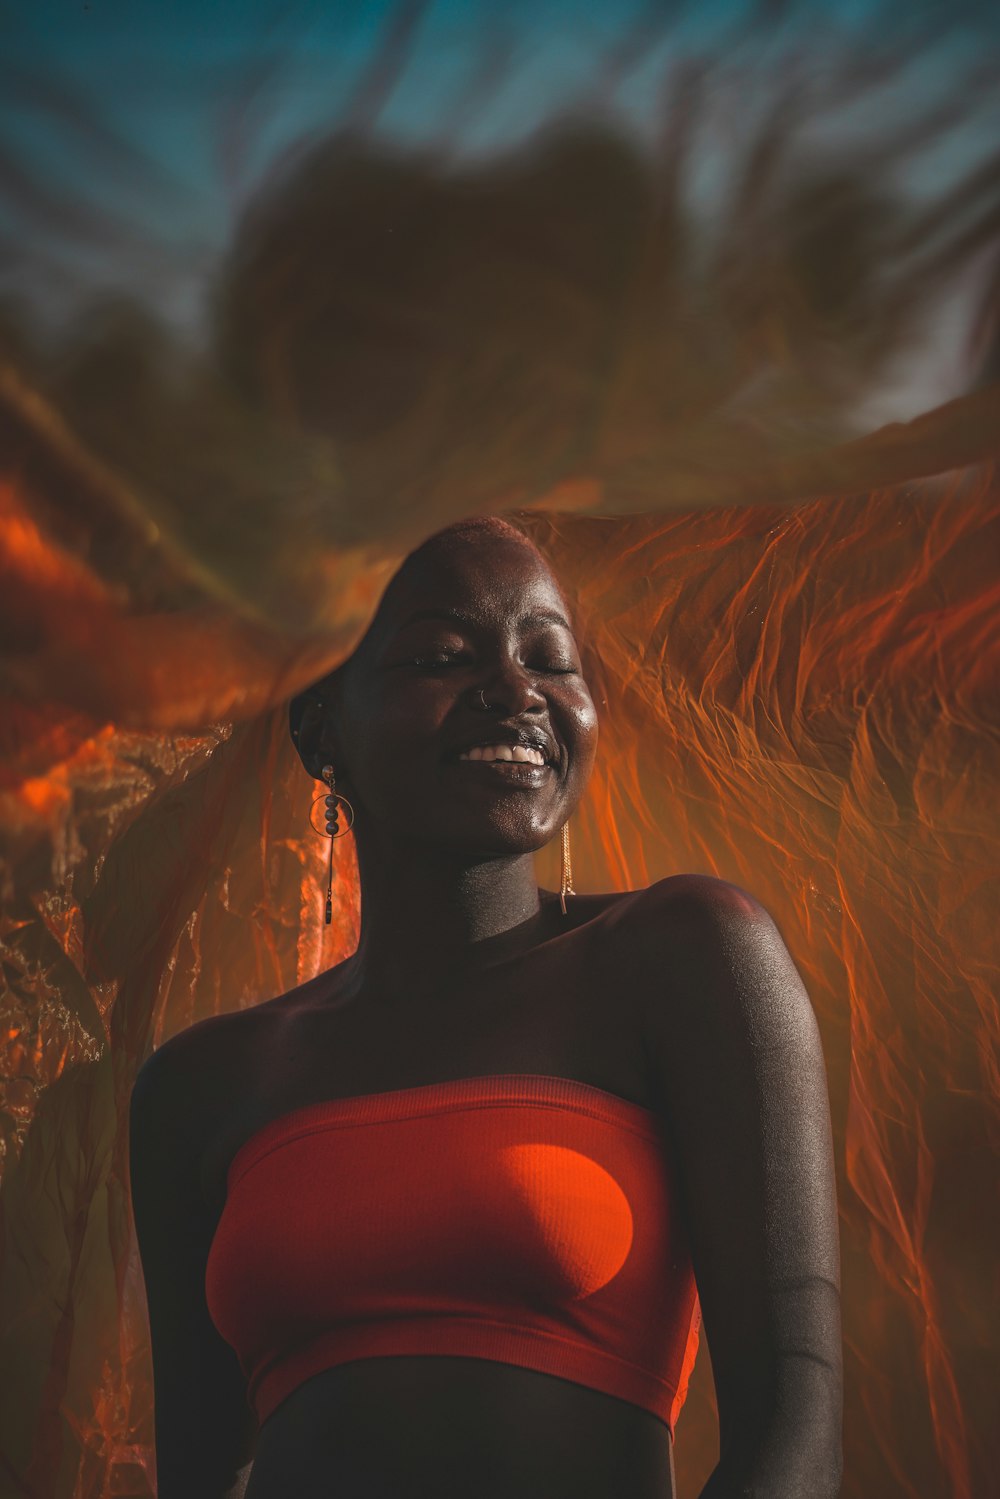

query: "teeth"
xmin=458 ymin=744 xmax=546 ymax=764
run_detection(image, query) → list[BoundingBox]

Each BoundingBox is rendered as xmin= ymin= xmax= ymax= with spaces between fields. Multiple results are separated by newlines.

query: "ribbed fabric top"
xmin=205 ymin=1073 xmax=701 ymax=1434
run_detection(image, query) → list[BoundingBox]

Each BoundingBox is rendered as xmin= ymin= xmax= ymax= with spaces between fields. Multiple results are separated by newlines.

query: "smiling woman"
xmin=128 ymin=514 xmax=843 ymax=1499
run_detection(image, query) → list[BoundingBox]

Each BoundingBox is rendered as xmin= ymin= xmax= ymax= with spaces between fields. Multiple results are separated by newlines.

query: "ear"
xmin=290 ymin=695 xmax=345 ymax=784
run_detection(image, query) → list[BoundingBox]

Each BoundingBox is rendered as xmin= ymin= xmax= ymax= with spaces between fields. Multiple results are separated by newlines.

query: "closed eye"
xmin=411 ymin=656 xmax=576 ymax=674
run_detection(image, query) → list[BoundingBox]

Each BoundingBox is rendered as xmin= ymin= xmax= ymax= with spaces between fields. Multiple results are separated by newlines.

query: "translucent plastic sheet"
xmin=1 ymin=9 xmax=999 ymax=1495
xmin=2 ymin=459 xmax=997 ymax=1497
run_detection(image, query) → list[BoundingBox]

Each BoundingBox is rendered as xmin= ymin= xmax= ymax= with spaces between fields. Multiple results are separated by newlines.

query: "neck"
xmin=340 ymin=828 xmax=559 ymax=1005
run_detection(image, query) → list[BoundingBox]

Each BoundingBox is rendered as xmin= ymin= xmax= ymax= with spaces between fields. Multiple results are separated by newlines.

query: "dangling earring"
xmin=310 ymin=764 xmax=356 ymax=924
xmin=559 ymin=819 xmax=575 ymax=915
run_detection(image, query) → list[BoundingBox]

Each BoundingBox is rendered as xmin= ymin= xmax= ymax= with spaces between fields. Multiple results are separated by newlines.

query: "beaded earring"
xmin=310 ymin=764 xmax=356 ymax=923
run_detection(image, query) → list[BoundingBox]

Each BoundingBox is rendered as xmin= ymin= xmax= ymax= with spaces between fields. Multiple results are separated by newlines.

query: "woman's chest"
xmin=200 ymin=919 xmax=653 ymax=1214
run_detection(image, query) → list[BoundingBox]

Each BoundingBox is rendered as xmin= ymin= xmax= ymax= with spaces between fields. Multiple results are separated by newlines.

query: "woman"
xmin=129 ymin=515 xmax=843 ymax=1499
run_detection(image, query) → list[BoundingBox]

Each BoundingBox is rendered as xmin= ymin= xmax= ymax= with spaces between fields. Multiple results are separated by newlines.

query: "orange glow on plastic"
xmin=1 ymin=447 xmax=996 ymax=1497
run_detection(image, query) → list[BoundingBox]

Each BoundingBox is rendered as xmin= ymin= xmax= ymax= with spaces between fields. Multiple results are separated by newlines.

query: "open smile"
xmin=445 ymin=759 xmax=554 ymax=786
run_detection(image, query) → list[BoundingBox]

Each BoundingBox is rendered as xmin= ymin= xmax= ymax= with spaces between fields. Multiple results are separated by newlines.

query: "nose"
xmin=473 ymin=661 xmax=548 ymax=714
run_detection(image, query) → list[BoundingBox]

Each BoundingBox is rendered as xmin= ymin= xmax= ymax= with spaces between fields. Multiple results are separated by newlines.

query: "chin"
xmin=431 ymin=818 xmax=556 ymax=856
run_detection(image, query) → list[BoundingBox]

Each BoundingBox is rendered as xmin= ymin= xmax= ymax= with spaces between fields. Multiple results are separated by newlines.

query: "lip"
xmin=447 ymin=730 xmax=557 ymax=765
xmin=445 ymin=758 xmax=554 ymax=786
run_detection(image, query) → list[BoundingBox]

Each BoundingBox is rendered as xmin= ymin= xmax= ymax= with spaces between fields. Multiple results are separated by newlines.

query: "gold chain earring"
xmin=309 ymin=764 xmax=356 ymax=923
xmin=559 ymin=819 xmax=575 ymax=915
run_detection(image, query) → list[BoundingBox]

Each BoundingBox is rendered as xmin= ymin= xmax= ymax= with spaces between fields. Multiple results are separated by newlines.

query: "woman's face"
xmin=323 ymin=538 xmax=598 ymax=858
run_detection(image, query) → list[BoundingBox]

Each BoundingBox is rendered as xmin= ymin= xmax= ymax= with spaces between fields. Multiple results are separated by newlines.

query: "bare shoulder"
xmin=624 ymin=872 xmax=817 ymax=1040
xmin=131 ymin=1003 xmax=269 ymax=1146
xmin=617 ymin=871 xmax=777 ymax=964
xmin=634 ymin=871 xmax=773 ymax=925
xmin=130 ymin=961 xmax=350 ymax=1139
xmin=132 ymin=1008 xmax=241 ymax=1100
xmin=585 ymin=872 xmax=767 ymax=972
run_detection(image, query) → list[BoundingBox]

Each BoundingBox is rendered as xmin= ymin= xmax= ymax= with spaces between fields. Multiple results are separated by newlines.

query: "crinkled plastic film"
xmin=1 ymin=23 xmax=999 ymax=1496
xmin=2 ymin=464 xmax=996 ymax=1498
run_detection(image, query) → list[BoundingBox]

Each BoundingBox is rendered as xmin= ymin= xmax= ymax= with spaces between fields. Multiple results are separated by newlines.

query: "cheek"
xmin=379 ymin=687 xmax=452 ymax=746
xmin=567 ymin=687 xmax=600 ymax=753
xmin=341 ymin=689 xmax=447 ymax=791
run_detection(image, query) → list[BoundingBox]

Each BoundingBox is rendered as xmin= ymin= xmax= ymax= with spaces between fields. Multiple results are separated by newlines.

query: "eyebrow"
xmin=395 ymin=606 xmax=573 ymax=633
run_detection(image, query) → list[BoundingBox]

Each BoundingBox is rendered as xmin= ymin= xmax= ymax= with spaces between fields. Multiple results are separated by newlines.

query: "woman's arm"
xmin=129 ymin=1037 xmax=258 ymax=1499
xmin=639 ymin=875 xmax=843 ymax=1499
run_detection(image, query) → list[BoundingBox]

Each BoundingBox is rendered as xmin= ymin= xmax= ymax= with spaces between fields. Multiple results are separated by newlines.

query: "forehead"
xmin=375 ymin=540 xmax=573 ymax=640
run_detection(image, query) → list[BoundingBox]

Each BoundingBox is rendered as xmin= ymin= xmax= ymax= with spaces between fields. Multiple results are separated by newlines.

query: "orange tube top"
xmin=204 ymin=1073 xmax=701 ymax=1434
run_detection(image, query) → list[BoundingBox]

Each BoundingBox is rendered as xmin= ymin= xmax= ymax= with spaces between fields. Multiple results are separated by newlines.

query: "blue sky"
xmin=0 ymin=0 xmax=997 ymax=416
